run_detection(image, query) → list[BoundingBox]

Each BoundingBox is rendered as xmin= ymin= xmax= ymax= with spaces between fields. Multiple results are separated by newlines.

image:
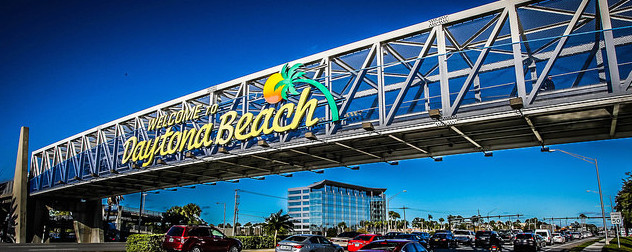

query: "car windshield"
xmin=536 ymin=232 xmax=547 ymax=236
xmin=361 ymin=241 xmax=402 ymax=251
xmin=516 ymin=234 xmax=533 ymax=239
xmin=285 ymin=236 xmax=309 ymax=242
xmin=454 ymin=231 xmax=470 ymax=235
xmin=432 ymin=234 xmax=447 ymax=238
xmin=476 ymin=232 xmax=491 ymax=237
xmin=355 ymin=235 xmax=374 ymax=241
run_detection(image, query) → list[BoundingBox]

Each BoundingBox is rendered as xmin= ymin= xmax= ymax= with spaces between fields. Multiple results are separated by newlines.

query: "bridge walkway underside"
xmin=31 ymin=89 xmax=632 ymax=200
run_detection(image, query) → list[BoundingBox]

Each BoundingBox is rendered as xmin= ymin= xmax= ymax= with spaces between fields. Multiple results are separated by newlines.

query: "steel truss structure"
xmin=29 ymin=0 xmax=632 ymax=199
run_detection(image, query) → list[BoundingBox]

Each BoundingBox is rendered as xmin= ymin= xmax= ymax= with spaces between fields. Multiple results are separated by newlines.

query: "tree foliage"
xmin=616 ymin=172 xmax=632 ymax=235
xmin=263 ymin=210 xmax=293 ymax=244
xmin=161 ymin=203 xmax=205 ymax=230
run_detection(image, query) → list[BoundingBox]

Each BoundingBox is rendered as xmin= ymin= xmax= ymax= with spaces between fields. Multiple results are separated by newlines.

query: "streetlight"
xmin=217 ymin=202 xmax=227 ymax=231
xmin=138 ymin=191 xmax=159 ymax=234
xmin=387 ymin=190 xmax=407 ymax=232
xmin=542 ymin=147 xmax=609 ymax=244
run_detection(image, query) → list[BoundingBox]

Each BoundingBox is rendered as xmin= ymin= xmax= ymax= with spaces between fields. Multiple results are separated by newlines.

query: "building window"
xmin=303 ymin=189 xmax=310 ymax=193
xmin=289 ymin=207 xmax=301 ymax=212
xmin=303 ymin=207 xmax=309 ymax=211
xmin=289 ymin=202 xmax=301 ymax=206
xmin=289 ymin=190 xmax=302 ymax=195
xmin=290 ymin=214 xmax=301 ymax=218
xmin=289 ymin=196 xmax=301 ymax=200
xmin=302 ymin=195 xmax=309 ymax=199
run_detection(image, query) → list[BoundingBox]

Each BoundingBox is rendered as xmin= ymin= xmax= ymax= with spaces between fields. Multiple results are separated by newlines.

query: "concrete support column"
xmin=72 ymin=200 xmax=104 ymax=243
xmin=12 ymin=127 xmax=29 ymax=243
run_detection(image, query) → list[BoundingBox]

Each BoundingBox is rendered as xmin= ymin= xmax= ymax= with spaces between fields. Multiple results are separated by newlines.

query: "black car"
xmin=428 ymin=233 xmax=457 ymax=249
xmin=392 ymin=234 xmax=428 ymax=248
xmin=474 ymin=231 xmax=503 ymax=249
xmin=513 ymin=233 xmax=545 ymax=251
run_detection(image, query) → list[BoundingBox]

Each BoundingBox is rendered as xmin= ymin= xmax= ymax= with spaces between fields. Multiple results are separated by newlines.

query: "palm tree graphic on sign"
xmin=263 ymin=63 xmax=339 ymax=121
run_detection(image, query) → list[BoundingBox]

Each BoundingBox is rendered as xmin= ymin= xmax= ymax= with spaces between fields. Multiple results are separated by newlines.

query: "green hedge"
xmin=231 ymin=236 xmax=276 ymax=249
xmin=126 ymin=234 xmax=166 ymax=252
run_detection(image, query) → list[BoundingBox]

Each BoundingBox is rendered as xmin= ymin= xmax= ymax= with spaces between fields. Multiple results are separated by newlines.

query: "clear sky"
xmin=1 ymin=0 xmax=630 ymax=227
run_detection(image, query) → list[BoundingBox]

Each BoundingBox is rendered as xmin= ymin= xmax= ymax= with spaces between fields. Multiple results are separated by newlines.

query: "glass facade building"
xmin=287 ymin=180 xmax=386 ymax=234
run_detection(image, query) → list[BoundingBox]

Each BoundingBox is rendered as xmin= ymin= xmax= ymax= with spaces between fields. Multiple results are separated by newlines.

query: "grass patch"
xmin=569 ymin=239 xmax=600 ymax=252
xmin=603 ymin=237 xmax=632 ymax=252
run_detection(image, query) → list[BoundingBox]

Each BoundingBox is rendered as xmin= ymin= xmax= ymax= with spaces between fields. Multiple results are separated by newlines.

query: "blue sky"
xmin=1 ymin=0 xmax=630 ymax=227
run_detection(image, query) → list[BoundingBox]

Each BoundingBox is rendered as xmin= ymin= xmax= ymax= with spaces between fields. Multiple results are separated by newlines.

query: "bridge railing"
xmin=28 ymin=0 xmax=632 ymax=195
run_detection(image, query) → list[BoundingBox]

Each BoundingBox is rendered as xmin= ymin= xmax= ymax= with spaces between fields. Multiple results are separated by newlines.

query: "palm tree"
xmin=267 ymin=63 xmax=340 ymax=121
xmin=439 ymin=218 xmax=445 ymax=229
xmin=263 ymin=210 xmax=294 ymax=244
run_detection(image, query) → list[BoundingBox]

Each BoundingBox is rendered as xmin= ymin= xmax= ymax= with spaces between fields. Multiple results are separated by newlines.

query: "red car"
xmin=162 ymin=225 xmax=242 ymax=252
xmin=347 ymin=234 xmax=383 ymax=252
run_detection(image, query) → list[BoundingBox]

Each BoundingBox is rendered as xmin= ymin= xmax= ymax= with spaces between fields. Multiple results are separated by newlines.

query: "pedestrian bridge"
xmin=29 ymin=0 xmax=632 ymax=200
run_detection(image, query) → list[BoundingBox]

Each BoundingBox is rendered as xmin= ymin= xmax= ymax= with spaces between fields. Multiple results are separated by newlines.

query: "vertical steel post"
xmin=437 ymin=25 xmax=451 ymax=116
xmin=376 ymin=42 xmax=386 ymax=126
xmin=508 ymin=3 xmax=527 ymax=99
xmin=12 ymin=127 xmax=28 ymax=243
xmin=596 ymin=0 xmax=622 ymax=93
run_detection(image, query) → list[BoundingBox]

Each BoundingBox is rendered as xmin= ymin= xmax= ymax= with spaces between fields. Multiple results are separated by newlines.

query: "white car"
xmin=453 ymin=230 xmax=475 ymax=245
xmin=552 ymin=233 xmax=565 ymax=243
xmin=535 ymin=229 xmax=552 ymax=245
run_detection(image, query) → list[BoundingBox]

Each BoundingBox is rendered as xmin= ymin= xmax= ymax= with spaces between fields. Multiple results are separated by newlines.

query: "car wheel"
xmin=229 ymin=246 xmax=239 ymax=252
xmin=191 ymin=246 xmax=203 ymax=252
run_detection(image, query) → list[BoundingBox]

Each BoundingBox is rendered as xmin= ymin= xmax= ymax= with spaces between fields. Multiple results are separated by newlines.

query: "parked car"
xmin=163 ymin=225 xmax=242 ymax=252
xmin=535 ymin=229 xmax=552 ymax=245
xmin=330 ymin=232 xmax=361 ymax=248
xmin=411 ymin=232 xmax=431 ymax=243
xmin=453 ymin=230 xmax=475 ymax=245
xmin=358 ymin=240 xmax=427 ymax=252
xmin=474 ymin=231 xmax=503 ymax=249
xmin=429 ymin=232 xmax=457 ymax=249
xmin=551 ymin=233 xmax=565 ymax=244
xmin=276 ymin=235 xmax=343 ymax=252
xmin=348 ymin=234 xmax=383 ymax=252
xmin=513 ymin=233 xmax=545 ymax=251
xmin=392 ymin=234 xmax=428 ymax=248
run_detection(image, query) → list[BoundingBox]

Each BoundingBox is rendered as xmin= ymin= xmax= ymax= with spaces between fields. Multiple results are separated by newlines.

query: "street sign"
xmin=611 ymin=212 xmax=622 ymax=225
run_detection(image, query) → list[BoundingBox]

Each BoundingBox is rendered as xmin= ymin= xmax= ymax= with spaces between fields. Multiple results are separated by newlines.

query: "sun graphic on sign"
xmin=263 ymin=63 xmax=340 ymax=121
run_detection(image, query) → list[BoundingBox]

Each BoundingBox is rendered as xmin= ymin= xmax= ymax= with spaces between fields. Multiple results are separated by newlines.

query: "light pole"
xmin=217 ymin=202 xmax=226 ymax=231
xmin=543 ymin=147 xmax=609 ymax=244
xmin=387 ymin=190 xmax=407 ymax=232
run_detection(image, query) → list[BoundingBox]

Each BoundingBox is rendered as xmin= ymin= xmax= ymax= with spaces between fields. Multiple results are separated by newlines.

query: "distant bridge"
xmin=28 ymin=0 xmax=632 ymax=200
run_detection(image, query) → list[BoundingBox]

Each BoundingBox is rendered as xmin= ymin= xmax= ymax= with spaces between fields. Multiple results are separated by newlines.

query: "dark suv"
xmin=162 ymin=225 xmax=242 ymax=252
xmin=474 ymin=231 xmax=503 ymax=249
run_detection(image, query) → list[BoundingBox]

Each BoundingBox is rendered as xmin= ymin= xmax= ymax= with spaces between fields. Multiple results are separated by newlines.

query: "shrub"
xmin=231 ymin=236 xmax=276 ymax=249
xmin=126 ymin=234 xmax=165 ymax=252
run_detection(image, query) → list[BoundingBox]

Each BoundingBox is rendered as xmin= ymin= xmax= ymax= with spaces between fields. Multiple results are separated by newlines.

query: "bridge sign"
xmin=611 ymin=212 xmax=622 ymax=225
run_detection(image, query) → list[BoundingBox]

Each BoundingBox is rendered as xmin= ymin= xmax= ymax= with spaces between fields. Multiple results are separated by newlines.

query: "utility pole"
xmin=402 ymin=206 xmax=407 ymax=230
xmin=233 ymin=189 xmax=239 ymax=236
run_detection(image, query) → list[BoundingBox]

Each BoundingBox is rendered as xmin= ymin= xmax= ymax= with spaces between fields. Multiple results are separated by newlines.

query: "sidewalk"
xmin=583 ymin=238 xmax=611 ymax=252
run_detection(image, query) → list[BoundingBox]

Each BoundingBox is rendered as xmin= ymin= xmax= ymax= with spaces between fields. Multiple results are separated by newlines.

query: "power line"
xmin=238 ymin=189 xmax=288 ymax=200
